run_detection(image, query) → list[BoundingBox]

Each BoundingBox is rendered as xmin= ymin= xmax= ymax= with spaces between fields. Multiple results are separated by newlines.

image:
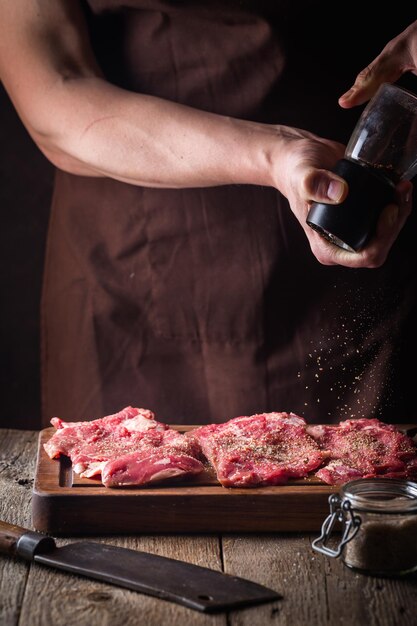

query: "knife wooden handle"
xmin=0 ymin=520 xmax=30 ymax=556
xmin=0 ymin=520 xmax=56 ymax=560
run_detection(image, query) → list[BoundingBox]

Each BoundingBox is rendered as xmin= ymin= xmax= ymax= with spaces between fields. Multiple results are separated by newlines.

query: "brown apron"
xmin=41 ymin=0 xmax=417 ymax=425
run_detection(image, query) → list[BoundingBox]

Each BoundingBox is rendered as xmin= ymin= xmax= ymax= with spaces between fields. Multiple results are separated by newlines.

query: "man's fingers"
xmin=306 ymin=180 xmax=413 ymax=269
xmin=302 ymin=168 xmax=348 ymax=204
xmin=339 ymin=83 xmax=376 ymax=109
xmin=363 ymin=180 xmax=413 ymax=265
xmin=339 ymin=57 xmax=403 ymax=109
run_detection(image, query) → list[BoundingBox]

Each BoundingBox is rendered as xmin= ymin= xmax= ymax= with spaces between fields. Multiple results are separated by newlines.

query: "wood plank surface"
xmin=18 ymin=535 xmax=226 ymax=626
xmin=0 ymin=429 xmax=38 ymax=626
xmin=1 ymin=430 xmax=227 ymax=626
xmin=223 ymin=534 xmax=327 ymax=625
xmin=223 ymin=535 xmax=417 ymax=626
xmin=2 ymin=428 xmax=417 ymax=626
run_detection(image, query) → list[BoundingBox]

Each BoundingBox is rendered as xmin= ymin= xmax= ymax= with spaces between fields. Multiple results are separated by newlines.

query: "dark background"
xmin=1 ymin=61 xmax=416 ymax=431
xmin=0 ymin=84 xmax=53 ymax=429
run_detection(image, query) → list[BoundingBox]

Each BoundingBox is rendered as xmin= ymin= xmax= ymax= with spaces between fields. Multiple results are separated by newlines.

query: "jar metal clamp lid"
xmin=311 ymin=492 xmax=361 ymax=558
xmin=311 ymin=478 xmax=417 ymax=575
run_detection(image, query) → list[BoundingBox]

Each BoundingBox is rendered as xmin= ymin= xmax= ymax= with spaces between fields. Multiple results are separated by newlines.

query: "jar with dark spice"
xmin=312 ymin=478 xmax=417 ymax=576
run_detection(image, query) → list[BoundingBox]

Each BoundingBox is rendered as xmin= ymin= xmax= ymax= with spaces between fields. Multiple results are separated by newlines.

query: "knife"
xmin=0 ymin=520 xmax=281 ymax=613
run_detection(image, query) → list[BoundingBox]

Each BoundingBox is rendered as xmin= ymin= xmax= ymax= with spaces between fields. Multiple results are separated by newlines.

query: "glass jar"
xmin=312 ymin=478 xmax=417 ymax=576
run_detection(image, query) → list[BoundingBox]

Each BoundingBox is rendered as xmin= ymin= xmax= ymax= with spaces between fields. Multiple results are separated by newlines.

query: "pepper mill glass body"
xmin=306 ymin=83 xmax=417 ymax=252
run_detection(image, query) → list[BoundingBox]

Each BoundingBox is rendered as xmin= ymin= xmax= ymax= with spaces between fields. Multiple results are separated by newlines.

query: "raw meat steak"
xmin=44 ymin=406 xmax=204 ymax=486
xmin=307 ymin=418 xmax=417 ymax=485
xmin=190 ymin=412 xmax=324 ymax=487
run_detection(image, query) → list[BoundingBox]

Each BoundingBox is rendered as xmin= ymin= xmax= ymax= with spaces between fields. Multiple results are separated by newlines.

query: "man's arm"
xmin=0 ymin=0 xmax=282 ymax=187
xmin=2 ymin=0 xmax=410 ymax=270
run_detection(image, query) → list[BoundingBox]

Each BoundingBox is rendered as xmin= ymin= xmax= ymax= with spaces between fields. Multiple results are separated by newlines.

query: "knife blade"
xmin=0 ymin=520 xmax=281 ymax=613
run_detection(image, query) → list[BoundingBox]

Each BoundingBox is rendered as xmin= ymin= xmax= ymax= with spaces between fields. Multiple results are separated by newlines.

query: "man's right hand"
xmin=271 ymin=126 xmax=413 ymax=268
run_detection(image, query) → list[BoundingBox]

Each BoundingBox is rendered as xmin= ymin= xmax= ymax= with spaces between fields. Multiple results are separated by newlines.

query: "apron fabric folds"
xmin=41 ymin=1 xmax=417 ymax=425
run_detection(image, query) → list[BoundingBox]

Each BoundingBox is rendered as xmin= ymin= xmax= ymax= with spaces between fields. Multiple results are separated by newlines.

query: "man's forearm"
xmin=32 ymin=76 xmax=279 ymax=188
xmin=0 ymin=0 xmax=282 ymax=189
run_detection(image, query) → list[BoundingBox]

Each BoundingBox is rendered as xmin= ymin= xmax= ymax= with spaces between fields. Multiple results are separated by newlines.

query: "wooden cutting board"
xmin=32 ymin=425 xmax=416 ymax=535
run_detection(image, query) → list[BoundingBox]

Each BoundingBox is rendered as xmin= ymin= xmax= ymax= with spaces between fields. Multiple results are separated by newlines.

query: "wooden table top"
xmin=1 ymin=428 xmax=417 ymax=626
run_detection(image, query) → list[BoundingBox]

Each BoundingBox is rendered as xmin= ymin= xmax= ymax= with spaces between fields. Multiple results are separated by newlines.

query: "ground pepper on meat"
xmin=191 ymin=412 xmax=324 ymax=487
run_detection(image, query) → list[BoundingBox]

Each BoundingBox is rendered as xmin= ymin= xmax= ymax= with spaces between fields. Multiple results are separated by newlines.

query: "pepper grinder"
xmin=306 ymin=83 xmax=417 ymax=252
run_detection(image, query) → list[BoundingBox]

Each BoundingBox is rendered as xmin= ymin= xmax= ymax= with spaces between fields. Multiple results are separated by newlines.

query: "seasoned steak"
xmin=190 ymin=412 xmax=324 ymax=487
xmin=44 ymin=406 xmax=204 ymax=486
xmin=308 ymin=418 xmax=417 ymax=485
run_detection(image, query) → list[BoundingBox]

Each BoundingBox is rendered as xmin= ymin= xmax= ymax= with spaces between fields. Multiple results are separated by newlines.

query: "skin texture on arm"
xmin=0 ymin=1 xmax=346 ymax=192
xmin=0 ymin=0 xmax=410 ymax=268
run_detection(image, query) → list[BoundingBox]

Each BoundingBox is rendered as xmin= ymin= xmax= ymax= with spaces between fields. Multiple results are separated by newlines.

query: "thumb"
xmin=304 ymin=169 xmax=348 ymax=204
